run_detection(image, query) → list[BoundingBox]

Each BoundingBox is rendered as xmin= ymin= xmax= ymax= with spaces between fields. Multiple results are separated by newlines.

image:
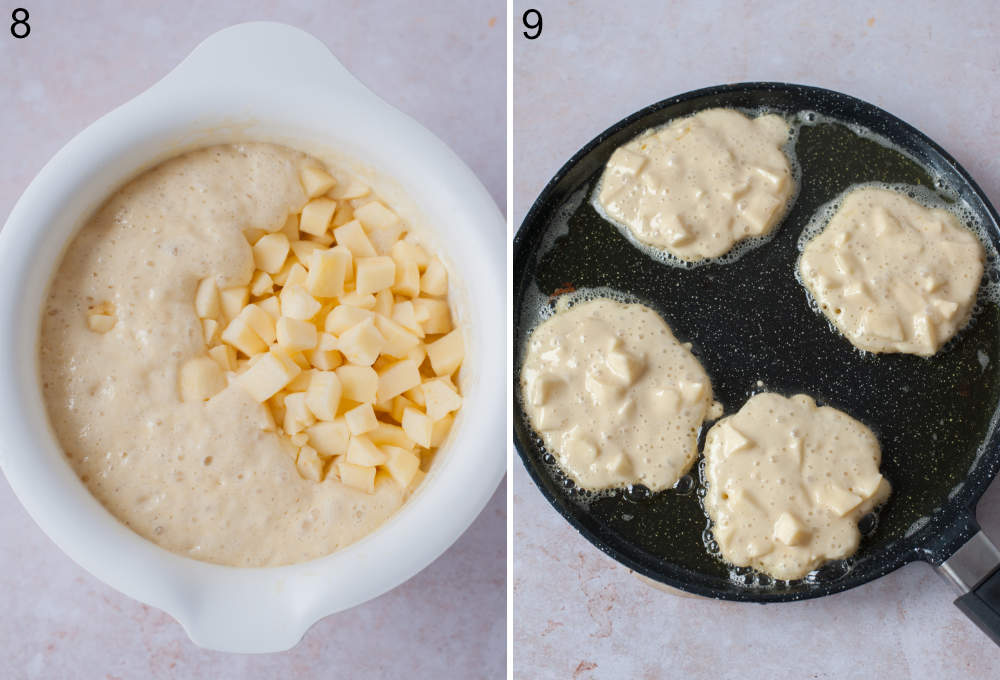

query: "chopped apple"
xmin=346 ymin=434 xmax=388 ymax=466
xmin=276 ymin=316 xmax=318 ymax=352
xmin=307 ymin=419 xmax=350 ymax=457
xmin=299 ymin=197 xmax=337 ymax=236
xmin=295 ymin=445 xmax=325 ymax=481
xmin=252 ymin=233 xmax=290 ymax=274
xmin=420 ymin=257 xmax=448 ymax=296
xmin=306 ymin=247 xmax=352 ymax=298
xmin=235 ymin=349 xmax=301 ymax=402
xmin=333 ymin=220 xmax=377 ymax=258
xmin=344 ymin=402 xmax=378 ymax=435
xmin=335 ymin=364 xmax=378 ymax=403
xmin=280 ymin=284 xmax=322 ymax=320
xmin=195 ymin=277 xmax=221 ymax=318
xmin=422 ymin=378 xmax=463 ymax=421
xmin=355 ymin=256 xmax=396 ymax=296
xmin=427 ymin=328 xmax=464 ymax=376
xmin=401 ymin=407 xmax=432 ymax=448
xmin=338 ymin=318 xmax=386 ymax=366
xmin=337 ymin=460 xmax=375 ymax=493
xmin=220 ymin=286 xmax=249 ymax=321
xmin=305 ymin=370 xmax=342 ymax=421
xmin=384 ymin=446 xmax=420 ymax=487
xmin=300 ymin=165 xmax=337 ymax=198
xmin=207 ymin=344 xmax=237 ymax=372
xmin=179 ymin=356 xmax=226 ymax=402
xmin=376 ymin=359 xmax=422 ymax=402
xmin=413 ymin=298 xmax=452 ymax=334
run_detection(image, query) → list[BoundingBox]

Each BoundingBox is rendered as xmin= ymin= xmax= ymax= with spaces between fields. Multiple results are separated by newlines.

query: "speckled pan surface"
xmin=513 ymin=83 xmax=1000 ymax=602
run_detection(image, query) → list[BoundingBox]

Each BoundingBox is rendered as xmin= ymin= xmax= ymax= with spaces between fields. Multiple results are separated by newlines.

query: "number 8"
xmin=11 ymin=7 xmax=30 ymax=39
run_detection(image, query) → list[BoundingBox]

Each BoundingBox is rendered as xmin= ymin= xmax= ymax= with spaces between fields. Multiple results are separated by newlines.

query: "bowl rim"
xmin=0 ymin=22 xmax=504 ymax=653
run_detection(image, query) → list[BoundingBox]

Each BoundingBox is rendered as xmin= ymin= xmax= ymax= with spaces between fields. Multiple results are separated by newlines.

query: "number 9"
xmin=522 ymin=9 xmax=542 ymax=40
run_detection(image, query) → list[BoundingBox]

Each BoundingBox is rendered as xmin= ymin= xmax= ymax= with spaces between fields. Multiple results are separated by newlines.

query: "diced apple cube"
xmin=430 ymin=413 xmax=454 ymax=447
xmin=339 ymin=290 xmax=376 ymax=309
xmin=276 ymin=316 xmax=318 ymax=352
xmin=368 ymin=422 xmax=416 ymax=449
xmin=390 ymin=246 xmax=420 ymax=297
xmin=220 ymin=286 xmax=249 ymax=321
xmin=300 ymin=165 xmax=337 ymax=198
xmin=355 ymin=201 xmax=400 ymax=231
xmin=355 ymin=256 xmax=395 ymax=296
xmin=402 ymin=407 xmax=433 ymax=448
xmin=249 ymin=271 xmax=273 ymax=297
xmin=346 ymin=435 xmax=388 ymax=466
xmin=244 ymin=228 xmax=268 ymax=244
xmin=337 ymin=318 xmax=386 ymax=366
xmin=404 ymin=384 xmax=426 ymax=408
xmin=390 ymin=395 xmax=416 ymax=424
xmin=413 ymin=298 xmax=452 ymax=334
xmin=221 ymin=313 xmax=268 ymax=357
xmin=345 ymin=402 xmax=378 ymax=435
xmin=373 ymin=314 xmax=421 ymax=357
xmin=253 ymin=233 xmax=290 ymax=274
xmin=307 ymin=419 xmax=350 ymax=456
xmin=285 ymin=263 xmax=308 ymax=288
xmin=295 ymin=445 xmax=325 ymax=482
xmin=817 ymin=483 xmax=863 ymax=517
xmin=306 ymin=347 xmax=342 ymax=371
xmin=376 ymin=359 xmax=422 ymax=403
xmin=299 ymin=197 xmax=337 ymax=236
xmin=427 ymin=329 xmax=464 ymax=376
xmin=179 ymin=356 xmax=226 ymax=402
xmin=241 ymin=303 xmax=277 ymax=344
xmin=420 ymin=257 xmax=448 ymax=296
xmin=422 ymin=378 xmax=463 ymax=422
xmin=332 ymin=201 xmax=354 ymax=227
xmin=272 ymin=257 xmax=299 ymax=287
xmin=391 ymin=301 xmax=424 ymax=337
xmin=333 ymin=220 xmax=377 ymax=258
xmin=383 ymin=446 xmax=420 ymax=487
xmin=207 ymin=344 xmax=237 ymax=372
xmin=290 ymin=239 xmax=324 ymax=265
xmin=202 ymin=318 xmax=219 ymax=344
xmin=337 ymin=460 xmax=375 ymax=493
xmin=235 ymin=349 xmax=301 ymax=402
xmin=334 ymin=178 xmax=371 ymax=200
xmin=195 ymin=277 xmax=221 ymax=318
xmin=306 ymin=246 xmax=352 ymax=298
xmin=279 ymin=213 xmax=299 ymax=240
xmin=773 ymin=512 xmax=809 ymax=546
xmin=374 ymin=289 xmax=394 ymax=317
xmin=305 ymin=370 xmax=342 ymax=421
xmin=280 ymin=284 xmax=321 ymax=320
xmin=324 ymin=305 xmax=373 ymax=335
xmin=368 ymin=222 xmax=405 ymax=256
xmin=335 ymin=365 xmax=378 ymax=403
xmin=257 ymin=295 xmax=280 ymax=321
xmin=286 ymin=368 xmax=313 ymax=393
xmin=283 ymin=391 xmax=315 ymax=435
xmin=406 ymin=343 xmax=427 ymax=369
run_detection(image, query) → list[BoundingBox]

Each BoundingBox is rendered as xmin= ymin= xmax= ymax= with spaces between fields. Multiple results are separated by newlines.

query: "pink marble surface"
xmin=514 ymin=2 xmax=1000 ymax=678
xmin=0 ymin=1 xmax=504 ymax=677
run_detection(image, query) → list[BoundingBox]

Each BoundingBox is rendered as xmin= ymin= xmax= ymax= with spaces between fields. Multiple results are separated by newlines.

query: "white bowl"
xmin=0 ymin=22 xmax=504 ymax=653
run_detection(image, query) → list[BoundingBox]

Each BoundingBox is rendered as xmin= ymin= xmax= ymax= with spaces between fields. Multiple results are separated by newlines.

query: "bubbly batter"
xmin=703 ymin=393 xmax=891 ymax=580
xmin=40 ymin=144 xmax=407 ymax=567
xmin=520 ymin=297 xmax=718 ymax=491
xmin=799 ymin=186 xmax=984 ymax=356
xmin=597 ymin=108 xmax=794 ymax=261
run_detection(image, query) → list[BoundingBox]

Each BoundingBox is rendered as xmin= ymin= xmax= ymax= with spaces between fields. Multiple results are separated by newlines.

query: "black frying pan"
xmin=512 ymin=83 xmax=1000 ymax=643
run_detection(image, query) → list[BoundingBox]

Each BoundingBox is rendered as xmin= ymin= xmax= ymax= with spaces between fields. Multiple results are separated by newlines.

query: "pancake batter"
xmin=521 ymin=297 xmax=718 ymax=491
xmin=703 ymin=393 xmax=891 ymax=580
xmin=40 ymin=144 xmax=408 ymax=567
xmin=597 ymin=108 xmax=794 ymax=261
xmin=799 ymin=186 xmax=984 ymax=356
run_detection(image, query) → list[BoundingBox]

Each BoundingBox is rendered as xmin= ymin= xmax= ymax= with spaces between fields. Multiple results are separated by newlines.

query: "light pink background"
xmin=0 ymin=1 xmax=504 ymax=678
xmin=514 ymin=2 xmax=1000 ymax=678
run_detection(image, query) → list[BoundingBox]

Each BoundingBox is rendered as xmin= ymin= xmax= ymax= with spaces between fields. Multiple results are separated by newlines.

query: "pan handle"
xmin=937 ymin=527 xmax=1000 ymax=645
